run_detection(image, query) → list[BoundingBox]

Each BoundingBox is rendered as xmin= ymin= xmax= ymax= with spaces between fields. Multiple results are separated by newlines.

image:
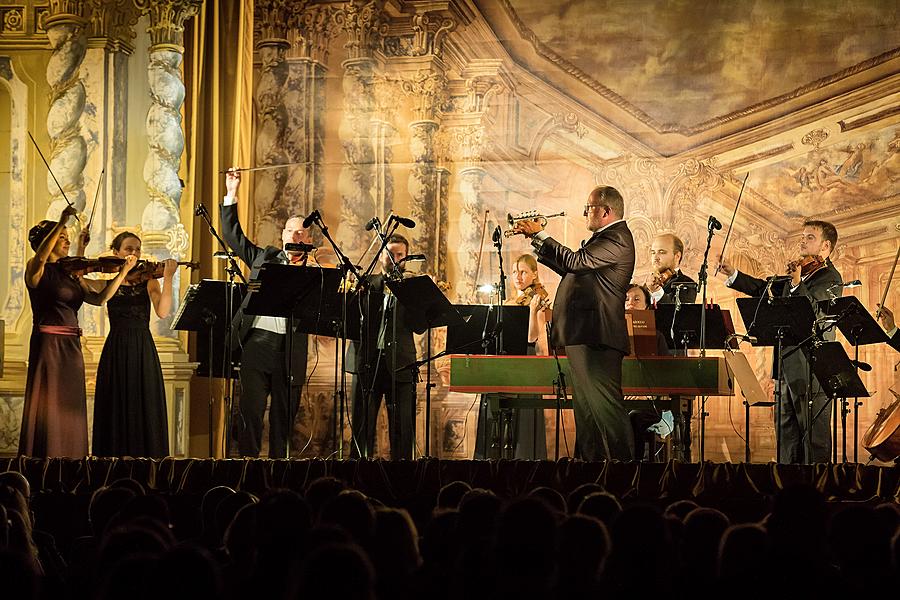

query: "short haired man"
xmin=516 ymin=185 xmax=636 ymax=461
xmin=648 ymin=233 xmax=697 ymax=305
xmin=718 ymin=220 xmax=842 ymax=464
xmin=346 ymin=233 xmax=421 ymax=459
xmin=221 ymin=169 xmax=310 ymax=458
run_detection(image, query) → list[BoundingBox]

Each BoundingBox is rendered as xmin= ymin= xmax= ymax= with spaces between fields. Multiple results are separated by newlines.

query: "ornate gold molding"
xmin=290 ymin=4 xmax=340 ymax=63
xmin=464 ymin=76 xmax=502 ymax=113
xmin=136 ymin=0 xmax=202 ymax=53
xmin=333 ymin=0 xmax=386 ymax=61
xmin=87 ymin=0 xmax=141 ymax=54
xmin=255 ymin=0 xmax=293 ymax=49
xmin=46 ymin=0 xmax=88 ymax=28
xmin=399 ymin=69 xmax=448 ymax=121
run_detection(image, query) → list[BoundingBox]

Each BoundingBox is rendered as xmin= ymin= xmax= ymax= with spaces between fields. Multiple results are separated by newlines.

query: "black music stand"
xmin=820 ymin=296 xmax=887 ymax=461
xmin=737 ymin=296 xmax=816 ymax=462
xmin=445 ymin=305 xmax=530 ymax=458
xmin=655 ymin=304 xmax=737 ymax=351
xmin=387 ymin=276 xmax=464 ymax=457
xmin=245 ymin=264 xmax=363 ymax=456
xmin=171 ymin=279 xmax=245 ymax=456
xmin=809 ymin=341 xmax=870 ymax=462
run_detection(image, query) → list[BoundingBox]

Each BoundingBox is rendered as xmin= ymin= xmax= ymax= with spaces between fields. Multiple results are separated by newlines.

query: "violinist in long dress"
xmin=90 ymin=232 xmax=176 ymax=458
xmin=20 ymin=206 xmax=136 ymax=458
xmin=718 ymin=220 xmax=842 ymax=464
xmin=474 ymin=254 xmax=550 ymax=459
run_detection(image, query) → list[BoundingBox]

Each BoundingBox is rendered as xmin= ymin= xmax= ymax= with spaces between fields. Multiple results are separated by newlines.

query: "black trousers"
xmin=565 ymin=344 xmax=634 ymax=461
xmin=237 ymin=329 xmax=296 ymax=458
xmin=779 ymin=376 xmax=832 ymax=464
xmin=351 ymin=352 xmax=414 ymax=460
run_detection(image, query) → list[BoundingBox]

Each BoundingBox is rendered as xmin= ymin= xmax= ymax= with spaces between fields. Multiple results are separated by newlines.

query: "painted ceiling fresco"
xmin=752 ymin=126 xmax=900 ymax=219
xmin=504 ymin=0 xmax=900 ymax=128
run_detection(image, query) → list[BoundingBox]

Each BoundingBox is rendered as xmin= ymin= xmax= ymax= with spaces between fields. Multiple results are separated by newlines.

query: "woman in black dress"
xmin=91 ymin=232 xmax=176 ymax=458
xmin=20 ymin=206 xmax=136 ymax=457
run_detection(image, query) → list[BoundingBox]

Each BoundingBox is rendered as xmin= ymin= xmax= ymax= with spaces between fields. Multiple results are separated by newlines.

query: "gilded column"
xmin=138 ymin=0 xmax=200 ymax=336
xmin=333 ymin=0 xmax=384 ymax=256
xmin=252 ymin=0 xmax=292 ymax=246
xmin=44 ymin=1 xmax=89 ymax=219
xmin=401 ymin=70 xmax=447 ymax=273
xmin=454 ymin=125 xmax=487 ymax=302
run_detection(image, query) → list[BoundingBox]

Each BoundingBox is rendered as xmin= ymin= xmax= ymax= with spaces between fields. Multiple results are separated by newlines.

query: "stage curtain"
xmin=182 ymin=0 xmax=255 ymax=457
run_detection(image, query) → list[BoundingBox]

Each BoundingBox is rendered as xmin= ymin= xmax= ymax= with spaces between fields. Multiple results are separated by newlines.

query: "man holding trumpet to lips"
xmin=512 ymin=185 xmax=636 ymax=461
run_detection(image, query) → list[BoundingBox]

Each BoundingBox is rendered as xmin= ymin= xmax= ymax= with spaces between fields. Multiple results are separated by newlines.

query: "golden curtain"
xmin=181 ymin=0 xmax=254 ymax=457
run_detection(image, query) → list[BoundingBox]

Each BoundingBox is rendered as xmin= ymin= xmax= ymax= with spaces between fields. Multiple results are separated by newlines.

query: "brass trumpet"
xmin=504 ymin=210 xmax=566 ymax=237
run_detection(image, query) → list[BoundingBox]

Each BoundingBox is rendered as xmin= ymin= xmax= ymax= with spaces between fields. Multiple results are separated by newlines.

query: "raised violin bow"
xmin=28 ymin=131 xmax=74 ymax=208
xmin=714 ymin=172 xmax=749 ymax=275
xmin=86 ymin=168 xmax=105 ymax=235
xmin=218 ymin=161 xmax=311 ymax=174
xmin=875 ymin=245 xmax=900 ymax=320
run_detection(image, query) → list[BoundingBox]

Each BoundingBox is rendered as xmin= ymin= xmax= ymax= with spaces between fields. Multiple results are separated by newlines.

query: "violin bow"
xmin=218 ymin=161 xmax=311 ymax=174
xmin=875 ymin=245 xmax=900 ymax=320
xmin=86 ymin=168 xmax=105 ymax=234
xmin=471 ymin=210 xmax=490 ymax=297
xmin=28 ymin=131 xmax=74 ymax=208
xmin=714 ymin=172 xmax=749 ymax=275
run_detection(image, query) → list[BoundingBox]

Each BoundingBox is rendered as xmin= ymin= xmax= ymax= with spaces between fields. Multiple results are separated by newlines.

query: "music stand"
xmin=447 ymin=304 xmax=530 ymax=356
xmin=171 ymin=279 xmax=245 ymax=456
xmin=736 ymin=296 xmax=817 ymax=463
xmin=386 ymin=275 xmax=465 ymax=457
xmin=655 ymin=304 xmax=738 ymax=351
xmin=445 ymin=304 xmax=529 ymax=458
xmin=819 ymin=296 xmax=886 ymax=461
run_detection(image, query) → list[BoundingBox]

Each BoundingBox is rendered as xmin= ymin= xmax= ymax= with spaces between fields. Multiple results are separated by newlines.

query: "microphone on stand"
xmin=285 ymin=242 xmax=316 ymax=253
xmin=389 ymin=215 xmax=416 ymax=228
xmin=399 ymin=254 xmax=426 ymax=263
xmin=213 ymin=250 xmax=234 ymax=259
xmin=364 ymin=216 xmax=381 ymax=231
xmin=302 ymin=210 xmax=320 ymax=229
xmin=708 ymin=215 xmax=722 ymax=231
xmin=492 ymin=226 xmax=502 ymax=244
xmin=195 ymin=203 xmax=208 ymax=217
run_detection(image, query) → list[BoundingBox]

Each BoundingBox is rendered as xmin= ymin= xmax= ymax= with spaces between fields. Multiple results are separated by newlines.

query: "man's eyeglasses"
xmin=583 ymin=204 xmax=606 ymax=214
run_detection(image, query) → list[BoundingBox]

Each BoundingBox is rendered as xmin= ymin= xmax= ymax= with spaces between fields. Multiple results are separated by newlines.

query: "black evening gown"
xmin=92 ymin=281 xmax=169 ymax=457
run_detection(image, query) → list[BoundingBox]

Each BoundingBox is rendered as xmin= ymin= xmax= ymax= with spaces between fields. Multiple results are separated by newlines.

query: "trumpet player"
xmin=513 ymin=185 xmax=636 ymax=462
xmin=647 ymin=233 xmax=697 ymax=305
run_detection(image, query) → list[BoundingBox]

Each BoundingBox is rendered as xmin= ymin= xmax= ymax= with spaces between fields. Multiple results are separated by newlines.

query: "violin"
xmin=56 ymin=256 xmax=126 ymax=277
xmin=511 ymin=282 xmax=551 ymax=310
xmin=125 ymin=260 xmax=200 ymax=284
xmin=786 ymin=255 xmax=826 ymax=278
xmin=650 ymin=267 xmax=676 ymax=289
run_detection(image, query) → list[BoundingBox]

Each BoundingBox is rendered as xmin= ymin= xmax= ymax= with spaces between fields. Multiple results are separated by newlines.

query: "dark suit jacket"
xmin=345 ymin=274 xmax=419 ymax=383
xmin=889 ymin=330 xmax=900 ymax=352
xmin=658 ymin=270 xmax=698 ymax=304
xmin=220 ymin=203 xmax=308 ymax=382
xmin=729 ymin=260 xmax=842 ymax=386
xmin=535 ymin=220 xmax=636 ymax=353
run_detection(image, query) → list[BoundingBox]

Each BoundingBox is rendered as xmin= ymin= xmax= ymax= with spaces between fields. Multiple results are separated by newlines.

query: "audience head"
xmin=527 ymin=486 xmax=567 ymax=515
xmin=576 ymin=491 xmax=622 ymax=525
xmin=436 ymin=480 xmax=472 ymax=510
xmin=319 ymin=490 xmax=376 ymax=546
xmin=0 ymin=471 xmax=30 ymax=500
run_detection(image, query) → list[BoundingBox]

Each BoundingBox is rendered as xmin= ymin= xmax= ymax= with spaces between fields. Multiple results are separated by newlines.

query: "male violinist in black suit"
xmin=647 ymin=233 xmax=698 ymax=305
xmin=718 ymin=220 xmax=842 ymax=464
xmin=515 ymin=185 xmax=636 ymax=461
xmin=346 ymin=233 xmax=421 ymax=459
xmin=876 ymin=304 xmax=900 ymax=352
xmin=221 ymin=168 xmax=309 ymax=458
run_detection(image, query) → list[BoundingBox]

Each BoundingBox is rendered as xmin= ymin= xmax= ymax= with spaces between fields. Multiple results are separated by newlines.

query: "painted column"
xmin=139 ymin=0 xmax=200 ymax=336
xmin=44 ymin=0 xmax=89 ymax=219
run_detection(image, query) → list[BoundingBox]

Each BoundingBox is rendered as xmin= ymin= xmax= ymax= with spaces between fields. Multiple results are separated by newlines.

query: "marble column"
xmin=44 ymin=1 xmax=89 ymax=219
xmin=334 ymin=0 xmax=383 ymax=256
xmin=457 ymin=166 xmax=487 ymax=303
xmin=140 ymin=0 xmax=201 ymax=336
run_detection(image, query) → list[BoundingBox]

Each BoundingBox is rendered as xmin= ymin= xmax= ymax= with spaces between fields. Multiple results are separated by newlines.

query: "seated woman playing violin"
xmin=19 ymin=206 xmax=137 ymax=458
xmin=89 ymin=231 xmax=181 ymax=458
xmin=474 ymin=254 xmax=550 ymax=460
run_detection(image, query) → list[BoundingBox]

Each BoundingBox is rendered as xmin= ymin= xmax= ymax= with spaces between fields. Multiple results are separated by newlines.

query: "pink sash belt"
xmin=38 ymin=325 xmax=82 ymax=336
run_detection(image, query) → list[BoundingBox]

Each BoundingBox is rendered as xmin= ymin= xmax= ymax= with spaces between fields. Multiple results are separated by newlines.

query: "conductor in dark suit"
xmin=648 ymin=233 xmax=698 ymax=305
xmin=718 ymin=220 xmax=842 ymax=464
xmin=515 ymin=185 xmax=636 ymax=461
xmin=347 ymin=233 xmax=420 ymax=459
xmin=221 ymin=169 xmax=309 ymax=458
xmin=876 ymin=304 xmax=900 ymax=352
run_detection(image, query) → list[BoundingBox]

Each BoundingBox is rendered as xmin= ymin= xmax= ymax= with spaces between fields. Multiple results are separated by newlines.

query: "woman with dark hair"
xmin=20 ymin=206 xmax=136 ymax=457
xmin=91 ymin=231 xmax=176 ymax=457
